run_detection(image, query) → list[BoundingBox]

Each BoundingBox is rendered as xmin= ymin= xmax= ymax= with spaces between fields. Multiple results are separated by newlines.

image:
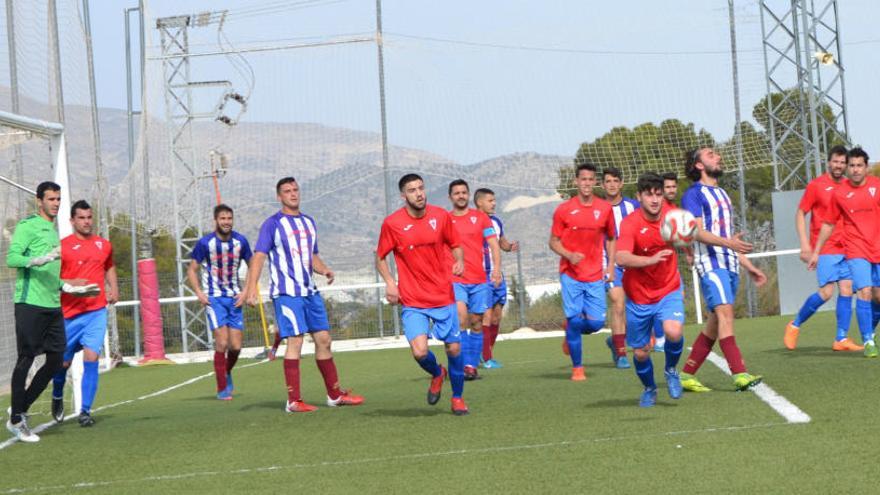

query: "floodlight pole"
xmin=124 ymin=6 xmax=142 ymax=357
xmin=5 ymin=0 xmax=24 ymax=216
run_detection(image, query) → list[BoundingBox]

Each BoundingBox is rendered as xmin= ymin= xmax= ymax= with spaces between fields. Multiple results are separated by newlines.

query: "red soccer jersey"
xmin=617 ymin=209 xmax=681 ymax=304
xmin=60 ymin=234 xmax=114 ymax=319
xmin=450 ymin=208 xmax=496 ymax=285
xmin=377 ymin=204 xmax=461 ymax=308
xmin=798 ymin=173 xmax=846 ymax=255
xmin=825 ymin=175 xmax=880 ymax=262
xmin=551 ymin=196 xmax=616 ymax=282
xmin=660 ymin=199 xmax=676 ymax=215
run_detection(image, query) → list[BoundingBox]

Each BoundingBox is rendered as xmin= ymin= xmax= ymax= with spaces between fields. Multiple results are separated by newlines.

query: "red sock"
xmin=612 ymin=333 xmax=627 ymax=357
xmin=226 ymin=349 xmax=240 ymax=373
xmin=283 ymin=359 xmax=301 ymax=402
xmin=316 ymin=358 xmax=341 ymax=400
xmin=682 ymin=332 xmax=716 ymax=375
xmin=482 ymin=325 xmax=493 ymax=361
xmin=489 ymin=324 xmax=500 ymax=348
xmin=719 ymin=336 xmax=747 ymax=374
xmin=213 ymin=352 xmax=227 ymax=392
xmin=271 ymin=332 xmax=282 ymax=352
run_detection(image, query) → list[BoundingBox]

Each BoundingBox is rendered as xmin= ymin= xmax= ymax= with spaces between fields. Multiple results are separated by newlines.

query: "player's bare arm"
xmin=794 ymin=208 xmax=811 ymax=263
xmin=186 ymin=259 xmax=209 ymax=305
xmin=693 ymin=217 xmax=753 ymax=254
xmin=486 ymin=236 xmax=502 ymax=287
xmin=807 ymin=222 xmax=835 ymax=270
xmin=241 ymin=251 xmax=267 ymax=306
xmin=616 ymin=249 xmax=673 ymax=268
xmin=451 ymin=246 xmax=465 ymax=277
xmin=106 ymin=265 xmax=119 ymax=305
xmin=605 ymin=237 xmax=617 ymax=281
xmin=312 ymin=253 xmax=335 ymax=285
xmin=549 ymin=234 xmax=583 ymax=265
xmin=499 ymin=236 xmax=518 ymax=252
xmin=375 ymin=252 xmax=399 ymax=304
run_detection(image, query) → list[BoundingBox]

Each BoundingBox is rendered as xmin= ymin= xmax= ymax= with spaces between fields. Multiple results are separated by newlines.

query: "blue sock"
xmin=416 ymin=351 xmax=442 ymax=377
xmin=52 ymin=369 xmax=66 ymax=400
xmin=565 ymin=319 xmax=583 ymax=367
xmin=460 ymin=329 xmax=472 ymax=366
xmin=447 ymin=352 xmax=465 ymax=398
xmin=652 ymin=319 xmax=664 ymax=339
xmin=872 ymin=301 xmax=880 ymax=331
xmin=793 ymin=292 xmax=826 ymax=327
xmin=664 ymin=336 xmax=684 ymax=371
xmin=81 ymin=361 xmax=99 ymax=414
xmin=470 ymin=331 xmax=483 ymax=367
xmin=836 ymin=296 xmax=853 ymax=341
xmin=634 ymin=356 xmax=656 ymax=389
xmin=856 ymin=299 xmax=874 ymax=344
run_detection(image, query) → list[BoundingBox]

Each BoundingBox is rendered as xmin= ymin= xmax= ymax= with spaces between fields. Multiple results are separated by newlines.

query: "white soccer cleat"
xmin=6 ymin=418 xmax=39 ymax=443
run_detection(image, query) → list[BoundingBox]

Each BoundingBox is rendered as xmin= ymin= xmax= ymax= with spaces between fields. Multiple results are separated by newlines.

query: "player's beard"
xmin=406 ymin=197 xmax=426 ymax=212
xmin=706 ymin=166 xmax=724 ymax=179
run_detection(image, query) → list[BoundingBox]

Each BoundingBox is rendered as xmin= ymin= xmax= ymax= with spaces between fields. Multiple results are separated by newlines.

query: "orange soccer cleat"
xmin=451 ymin=397 xmax=469 ymax=416
xmin=327 ymin=389 xmax=365 ymax=407
xmin=285 ymin=400 xmax=318 ymax=413
xmin=571 ymin=366 xmax=586 ymax=382
xmin=783 ymin=321 xmax=800 ymax=350
xmin=832 ymin=338 xmax=864 ymax=352
xmin=427 ymin=366 xmax=447 ymax=405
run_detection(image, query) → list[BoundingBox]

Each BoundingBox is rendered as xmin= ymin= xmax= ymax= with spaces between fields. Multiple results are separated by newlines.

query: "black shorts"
xmin=15 ymin=303 xmax=65 ymax=356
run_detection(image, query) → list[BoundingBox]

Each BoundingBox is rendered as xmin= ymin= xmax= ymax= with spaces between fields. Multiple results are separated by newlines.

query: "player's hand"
xmin=385 ymin=283 xmax=400 ymax=305
xmin=807 ymin=252 xmax=820 ymax=271
xmin=509 ymin=240 xmax=519 ymax=252
xmin=244 ymin=287 xmax=259 ymax=307
xmin=799 ymin=246 xmax=812 ymax=264
xmin=605 ymin=266 xmax=615 ymax=283
xmin=567 ymin=252 xmax=585 ymax=266
xmin=107 ymin=287 xmax=119 ymax=305
xmin=749 ymin=267 xmax=768 ymax=287
xmin=196 ymin=291 xmax=209 ymax=306
xmin=490 ymin=269 xmax=502 ymax=288
xmin=451 ymin=260 xmax=464 ymax=277
xmin=323 ymin=268 xmax=335 ymax=285
xmin=726 ymin=233 xmax=753 ymax=254
xmin=28 ymin=246 xmax=61 ymax=267
xmin=651 ymin=249 xmax=674 ymax=265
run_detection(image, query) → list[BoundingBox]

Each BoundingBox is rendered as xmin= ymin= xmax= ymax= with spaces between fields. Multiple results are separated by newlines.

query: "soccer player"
xmin=550 ymin=162 xmax=616 ymax=381
xmin=786 ymin=145 xmax=860 ymax=351
xmin=448 ymin=180 xmax=501 ymax=380
xmin=661 ymin=172 xmax=679 ymax=210
xmin=616 ymin=173 xmax=686 ymax=407
xmin=377 ymin=173 xmax=469 ymax=415
xmin=679 ymin=147 xmax=766 ymax=392
xmin=601 ymin=167 xmax=637 ymax=369
xmin=6 ymin=182 xmax=97 ymax=442
xmin=241 ymin=177 xmax=363 ymax=412
xmin=809 ymin=147 xmax=880 ymax=357
xmin=474 ymin=188 xmax=519 ymax=368
xmin=50 ymin=200 xmax=118 ymax=427
xmin=187 ymin=204 xmax=253 ymax=400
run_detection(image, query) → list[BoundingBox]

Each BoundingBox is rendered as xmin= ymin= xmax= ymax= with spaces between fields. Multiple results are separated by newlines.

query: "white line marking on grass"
xmin=0 ymin=360 xmax=270 ymax=451
xmin=705 ymin=351 xmax=811 ymax=424
xmin=2 ymin=421 xmax=791 ymax=494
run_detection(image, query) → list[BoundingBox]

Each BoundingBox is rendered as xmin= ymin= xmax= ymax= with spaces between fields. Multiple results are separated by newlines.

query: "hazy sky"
xmin=86 ymin=0 xmax=880 ymax=165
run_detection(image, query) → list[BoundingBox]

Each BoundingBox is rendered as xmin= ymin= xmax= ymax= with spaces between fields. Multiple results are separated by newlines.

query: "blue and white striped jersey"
xmin=603 ymin=197 xmax=639 ymax=270
xmin=483 ymin=215 xmax=504 ymax=278
xmin=254 ymin=211 xmax=320 ymax=298
xmin=681 ymin=182 xmax=740 ymax=275
xmin=191 ymin=232 xmax=252 ymax=297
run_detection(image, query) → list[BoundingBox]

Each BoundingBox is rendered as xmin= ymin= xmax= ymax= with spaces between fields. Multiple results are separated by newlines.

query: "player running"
xmin=809 ymin=147 xmax=880 ymax=357
xmin=187 ymin=204 xmax=253 ymax=400
xmin=474 ymin=188 xmax=518 ymax=369
xmin=785 ymin=145 xmax=860 ymax=351
xmin=679 ymin=147 xmax=766 ymax=392
xmin=616 ymin=173 xmax=686 ymax=407
xmin=550 ymin=162 xmax=616 ymax=381
xmin=377 ymin=173 xmax=470 ymax=415
xmin=50 ymin=200 xmax=118 ymax=426
xmin=241 ymin=177 xmax=363 ymax=412
xmin=448 ymin=180 xmax=501 ymax=380
xmin=601 ymin=167 xmax=637 ymax=369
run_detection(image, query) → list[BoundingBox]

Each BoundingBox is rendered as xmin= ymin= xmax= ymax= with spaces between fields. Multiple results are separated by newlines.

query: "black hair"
xmin=213 ymin=203 xmax=233 ymax=219
xmin=636 ymin=172 xmax=664 ymax=194
xmin=474 ymin=187 xmax=494 ymax=204
xmin=398 ymin=173 xmax=423 ymax=192
xmin=684 ymin=148 xmax=705 ymax=182
xmin=70 ymin=199 xmax=91 ymax=218
xmin=661 ymin=171 xmax=678 ymax=182
xmin=448 ymin=178 xmax=469 ymax=196
xmin=36 ymin=181 xmax=61 ymax=200
xmin=275 ymin=176 xmax=297 ymax=194
xmin=827 ymin=144 xmax=848 ymax=161
xmin=846 ymin=147 xmax=869 ymax=164
xmin=602 ymin=167 xmax=622 ymax=181
xmin=575 ymin=162 xmax=597 ymax=177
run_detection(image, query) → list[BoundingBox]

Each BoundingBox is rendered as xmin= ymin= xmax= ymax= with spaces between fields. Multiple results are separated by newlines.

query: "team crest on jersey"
xmin=429 ymin=218 xmax=437 ymax=231
xmin=593 ymin=210 xmax=600 ymax=220
xmin=95 ymin=241 xmax=103 ymax=250
xmin=870 ymin=187 xmax=877 ymax=198
xmin=470 ymin=216 xmax=477 ymax=224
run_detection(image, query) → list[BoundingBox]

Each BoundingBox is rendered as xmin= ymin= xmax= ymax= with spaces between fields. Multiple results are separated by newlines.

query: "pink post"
xmin=137 ymin=258 xmax=170 ymax=364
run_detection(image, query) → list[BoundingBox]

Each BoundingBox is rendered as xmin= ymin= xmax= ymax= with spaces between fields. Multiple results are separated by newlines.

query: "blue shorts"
xmin=816 ymin=254 xmax=852 ymax=287
xmin=846 ymin=258 xmax=880 ymax=291
xmin=490 ymin=279 xmax=508 ymax=307
xmin=63 ymin=308 xmax=107 ymax=362
xmin=700 ymin=269 xmax=739 ymax=312
xmin=605 ymin=265 xmax=625 ymax=291
xmin=453 ymin=283 xmax=491 ymax=314
xmin=273 ymin=294 xmax=330 ymax=338
xmin=560 ymin=273 xmax=607 ymax=321
xmin=625 ymin=291 xmax=685 ymax=349
xmin=401 ymin=304 xmax=461 ymax=344
xmin=206 ymin=297 xmax=243 ymax=331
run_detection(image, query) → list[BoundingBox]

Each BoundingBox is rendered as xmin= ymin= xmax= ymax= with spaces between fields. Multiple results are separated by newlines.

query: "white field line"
xmin=2 ymin=421 xmax=790 ymax=494
xmin=0 ymin=360 xmax=269 ymax=451
xmin=705 ymin=351 xmax=811 ymax=424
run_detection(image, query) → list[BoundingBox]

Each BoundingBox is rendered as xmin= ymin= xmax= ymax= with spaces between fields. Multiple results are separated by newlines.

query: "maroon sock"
xmin=316 ymin=358 xmax=342 ymax=400
xmin=271 ymin=332 xmax=282 ymax=352
xmin=213 ymin=352 xmax=228 ymax=392
xmin=490 ymin=324 xmax=500 ymax=348
xmin=612 ymin=333 xmax=627 ymax=357
xmin=719 ymin=336 xmax=747 ymax=374
xmin=283 ymin=359 xmax=301 ymax=402
xmin=482 ymin=326 xmax=493 ymax=361
xmin=683 ymin=332 xmax=716 ymax=375
xmin=226 ymin=349 xmax=240 ymax=373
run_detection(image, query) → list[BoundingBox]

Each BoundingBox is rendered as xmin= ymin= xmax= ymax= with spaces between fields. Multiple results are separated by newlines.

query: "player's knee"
xmin=214 ymin=342 xmax=228 ymax=353
xmin=857 ymin=288 xmax=873 ymax=300
xmin=818 ymin=284 xmax=834 ymax=300
xmin=14 ymin=355 xmax=34 ymax=372
xmin=633 ymin=347 xmax=650 ymax=361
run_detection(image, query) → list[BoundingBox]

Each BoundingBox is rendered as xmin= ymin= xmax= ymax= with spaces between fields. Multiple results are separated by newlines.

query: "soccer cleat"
xmin=732 ymin=372 xmax=763 ymax=391
xmin=285 ymin=400 xmax=318 ymax=413
xmin=665 ymin=370 xmax=683 ymax=399
xmin=463 ymin=365 xmax=481 ymax=381
xmin=832 ymin=338 xmax=864 ymax=352
xmin=216 ymin=389 xmax=233 ymax=401
xmin=570 ymin=366 xmax=586 ymax=381
xmin=78 ymin=412 xmax=95 ymax=427
xmin=616 ymin=355 xmax=631 ymax=369
xmin=327 ymin=389 xmax=365 ymax=407
xmin=52 ymin=396 xmax=64 ymax=423
xmin=482 ymin=359 xmax=503 ymax=369
xmin=680 ymin=372 xmax=711 ymax=393
xmin=604 ymin=336 xmax=616 ymax=364
xmin=783 ymin=321 xmax=799 ymax=350
xmin=427 ymin=366 xmax=447 ymax=405
xmin=864 ymin=342 xmax=878 ymax=358
xmin=653 ymin=341 xmax=665 ymax=353
xmin=6 ymin=418 xmax=39 ymax=443
xmin=639 ymin=387 xmax=658 ymax=408
xmin=451 ymin=397 xmax=469 ymax=416
xmin=267 ymin=348 xmax=277 ymax=361
xmin=225 ymin=373 xmax=234 ymax=394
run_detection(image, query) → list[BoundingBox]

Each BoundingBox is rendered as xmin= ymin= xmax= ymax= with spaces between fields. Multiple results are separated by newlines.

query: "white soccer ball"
xmin=661 ymin=208 xmax=697 ymax=248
